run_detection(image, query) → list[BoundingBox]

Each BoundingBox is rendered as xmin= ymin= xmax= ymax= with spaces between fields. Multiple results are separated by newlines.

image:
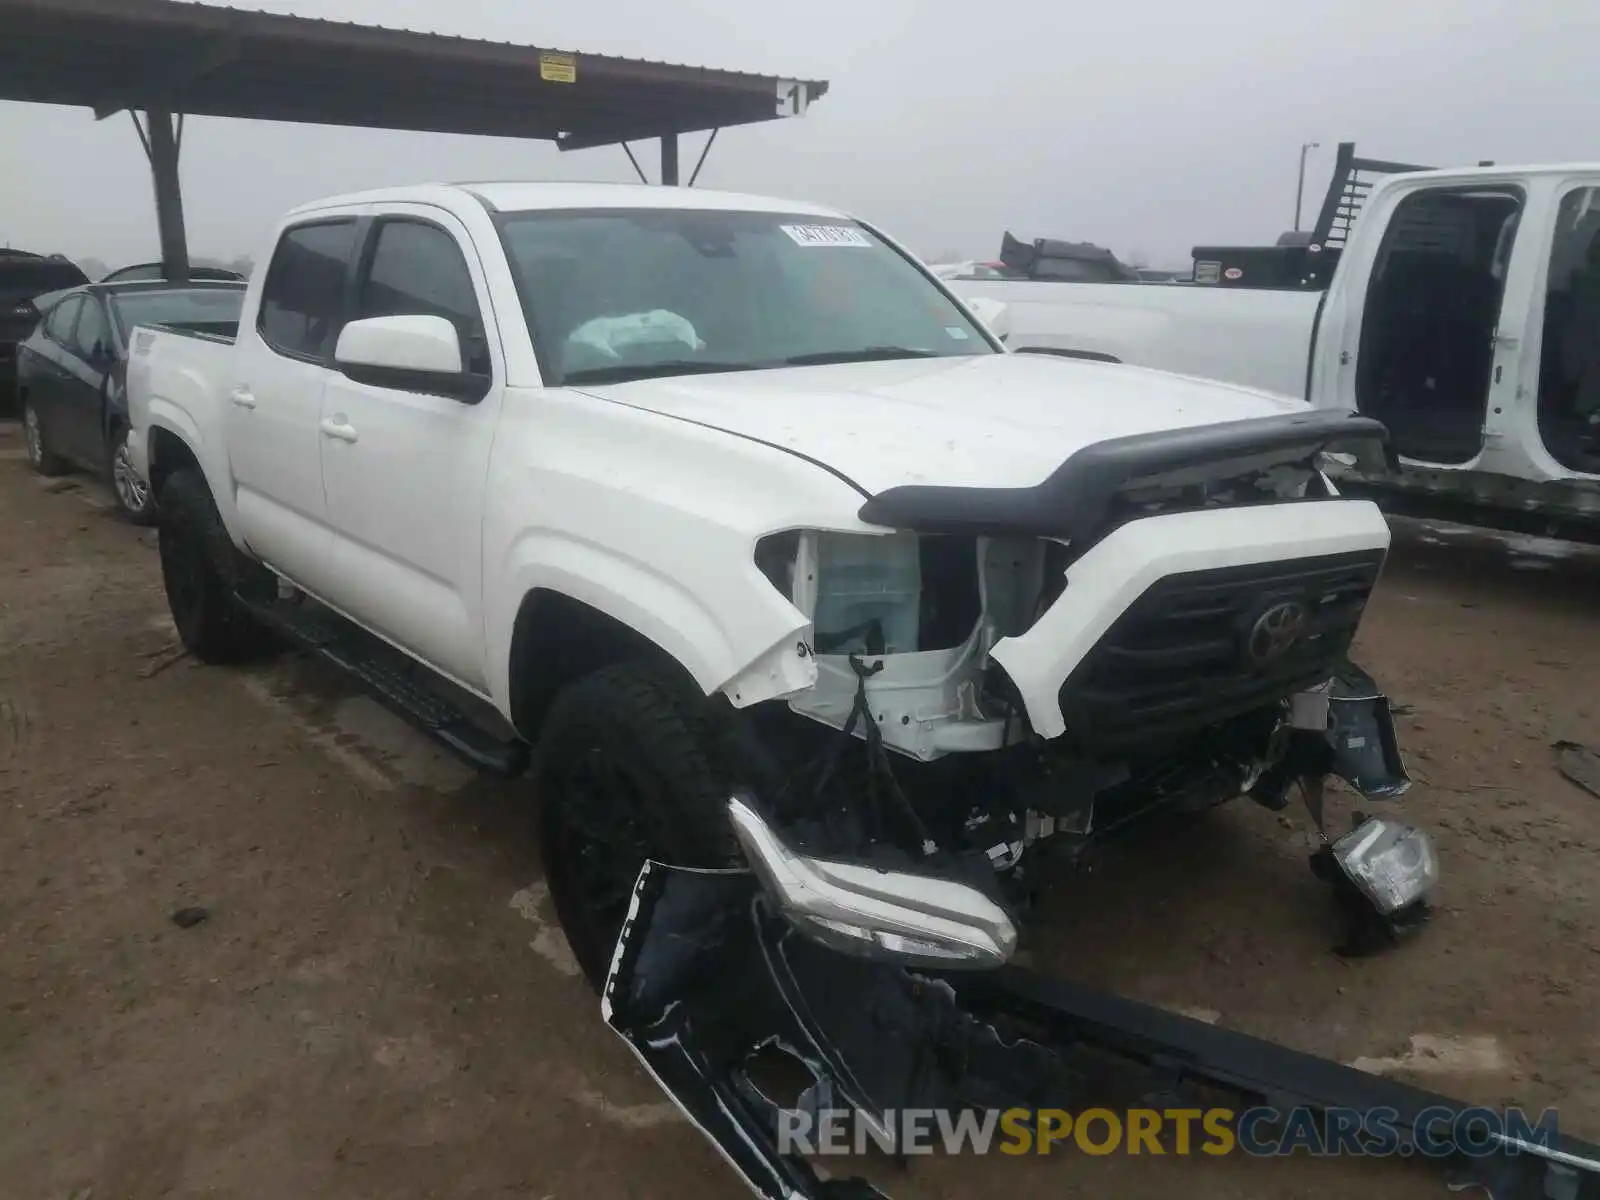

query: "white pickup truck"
xmin=124 ymin=179 xmax=1442 ymax=1197
xmin=124 ymin=175 xmax=1440 ymax=1129
xmin=953 ymin=162 xmax=1600 ymax=541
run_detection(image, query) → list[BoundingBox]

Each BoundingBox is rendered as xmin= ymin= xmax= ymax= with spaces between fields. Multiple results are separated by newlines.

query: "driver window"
xmin=357 ymin=220 xmax=489 ymax=375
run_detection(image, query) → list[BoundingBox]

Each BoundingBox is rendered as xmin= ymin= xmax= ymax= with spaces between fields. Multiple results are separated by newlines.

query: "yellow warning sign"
xmin=539 ymin=53 xmax=577 ymax=84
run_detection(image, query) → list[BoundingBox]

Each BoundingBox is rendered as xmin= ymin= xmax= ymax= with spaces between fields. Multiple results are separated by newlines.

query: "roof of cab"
xmin=286 ymin=180 xmax=850 ymax=221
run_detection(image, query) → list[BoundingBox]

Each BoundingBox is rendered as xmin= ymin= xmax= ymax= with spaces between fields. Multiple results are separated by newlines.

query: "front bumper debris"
xmin=605 ymin=861 xmax=1600 ymax=1200
xmin=728 ymin=795 xmax=1017 ymax=969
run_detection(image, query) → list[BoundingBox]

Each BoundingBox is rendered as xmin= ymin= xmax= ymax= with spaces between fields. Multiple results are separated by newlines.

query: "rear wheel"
xmin=108 ymin=425 xmax=154 ymax=525
xmin=536 ymin=662 xmax=748 ymax=989
xmin=157 ymin=469 xmax=272 ymax=663
xmin=22 ymin=400 xmax=67 ymax=477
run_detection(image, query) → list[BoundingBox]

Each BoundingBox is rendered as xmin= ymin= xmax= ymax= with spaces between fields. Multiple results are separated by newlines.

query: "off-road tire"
xmin=157 ymin=469 xmax=273 ymax=664
xmin=536 ymin=662 xmax=750 ymax=990
xmin=22 ymin=400 xmax=68 ymax=477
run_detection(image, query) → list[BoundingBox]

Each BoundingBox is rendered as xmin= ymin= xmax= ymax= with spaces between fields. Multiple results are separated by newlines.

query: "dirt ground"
xmin=2 ymin=415 xmax=1596 ymax=1200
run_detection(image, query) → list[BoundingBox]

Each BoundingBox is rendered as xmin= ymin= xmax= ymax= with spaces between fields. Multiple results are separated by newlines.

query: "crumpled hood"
xmin=574 ymin=352 xmax=1305 ymax=495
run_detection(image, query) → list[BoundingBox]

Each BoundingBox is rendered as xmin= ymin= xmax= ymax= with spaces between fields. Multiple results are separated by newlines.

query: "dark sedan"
xmin=1 ymin=250 xmax=90 ymax=416
xmin=17 ymin=280 xmax=245 ymax=523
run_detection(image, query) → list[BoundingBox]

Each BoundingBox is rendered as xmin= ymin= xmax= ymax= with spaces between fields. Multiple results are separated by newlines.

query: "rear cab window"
xmin=256 ymin=219 xmax=360 ymax=361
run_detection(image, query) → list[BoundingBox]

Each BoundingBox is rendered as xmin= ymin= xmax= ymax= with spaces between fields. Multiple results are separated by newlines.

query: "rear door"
xmin=317 ymin=207 xmax=501 ymax=691
xmin=229 ymin=213 xmax=364 ymax=595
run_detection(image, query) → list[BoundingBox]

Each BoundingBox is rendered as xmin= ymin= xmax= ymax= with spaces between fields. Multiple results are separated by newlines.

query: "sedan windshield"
xmin=110 ymin=286 xmax=245 ymax=337
xmin=496 ymin=208 xmax=995 ymax=386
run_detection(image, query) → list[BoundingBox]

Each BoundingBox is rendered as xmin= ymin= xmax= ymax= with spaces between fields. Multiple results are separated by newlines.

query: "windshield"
xmin=496 ymin=208 xmax=995 ymax=386
xmin=110 ymin=287 xmax=245 ymax=336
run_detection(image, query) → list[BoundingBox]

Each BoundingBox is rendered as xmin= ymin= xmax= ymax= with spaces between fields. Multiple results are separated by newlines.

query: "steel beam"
xmin=143 ymin=108 xmax=189 ymax=283
xmin=660 ymin=132 xmax=679 ymax=186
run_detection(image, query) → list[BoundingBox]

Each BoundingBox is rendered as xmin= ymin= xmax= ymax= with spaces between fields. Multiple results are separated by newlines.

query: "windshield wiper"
xmin=782 ymin=346 xmax=941 ymax=367
xmin=562 ymin=360 xmax=760 ymax=386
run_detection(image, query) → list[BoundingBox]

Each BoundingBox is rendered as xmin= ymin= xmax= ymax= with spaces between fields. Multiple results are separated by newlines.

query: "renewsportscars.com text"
xmin=777 ymin=1105 xmax=1561 ymax=1158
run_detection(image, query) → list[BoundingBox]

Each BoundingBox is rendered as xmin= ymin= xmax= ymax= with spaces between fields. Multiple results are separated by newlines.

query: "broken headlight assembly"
xmin=728 ymin=796 xmax=1018 ymax=969
xmin=1329 ymin=816 xmax=1439 ymax=915
xmin=1310 ymin=815 xmax=1438 ymax=956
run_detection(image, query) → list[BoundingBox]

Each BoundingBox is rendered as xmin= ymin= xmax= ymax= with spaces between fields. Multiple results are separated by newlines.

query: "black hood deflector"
xmin=857 ymin=410 xmax=1391 ymax=540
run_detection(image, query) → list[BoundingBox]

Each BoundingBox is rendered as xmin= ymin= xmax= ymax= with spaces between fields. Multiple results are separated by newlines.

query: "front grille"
xmin=1057 ymin=550 xmax=1386 ymax=751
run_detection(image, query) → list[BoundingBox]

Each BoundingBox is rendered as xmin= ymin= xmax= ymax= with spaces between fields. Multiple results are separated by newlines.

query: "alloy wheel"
xmin=112 ymin=438 xmax=149 ymax=514
xmin=22 ymin=405 xmax=42 ymax=467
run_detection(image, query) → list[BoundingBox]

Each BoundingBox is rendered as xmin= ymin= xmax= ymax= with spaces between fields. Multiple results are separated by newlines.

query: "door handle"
xmin=229 ymin=388 xmax=257 ymax=410
xmin=319 ymin=417 xmax=359 ymax=444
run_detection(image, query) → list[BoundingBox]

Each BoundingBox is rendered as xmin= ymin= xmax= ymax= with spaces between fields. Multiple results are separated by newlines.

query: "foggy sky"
xmin=1 ymin=0 xmax=1593 ymax=269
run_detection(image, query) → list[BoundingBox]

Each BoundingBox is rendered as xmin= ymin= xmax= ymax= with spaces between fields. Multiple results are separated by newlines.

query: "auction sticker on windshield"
xmin=781 ymin=224 xmax=873 ymax=248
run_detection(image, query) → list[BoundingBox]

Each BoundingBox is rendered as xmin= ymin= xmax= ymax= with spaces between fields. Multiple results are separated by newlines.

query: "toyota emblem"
xmin=1246 ymin=600 xmax=1309 ymax=665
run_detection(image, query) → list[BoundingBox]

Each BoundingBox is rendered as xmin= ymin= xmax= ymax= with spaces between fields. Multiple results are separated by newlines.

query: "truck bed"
xmin=126 ymin=322 xmax=241 ymax=486
xmin=145 ymin=320 xmax=238 ymax=343
xmin=949 ymin=277 xmax=1321 ymax=400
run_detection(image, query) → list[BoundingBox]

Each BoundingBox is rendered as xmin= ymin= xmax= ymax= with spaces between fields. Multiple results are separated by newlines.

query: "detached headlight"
xmin=1311 ymin=815 xmax=1438 ymax=956
xmin=728 ymin=796 xmax=1017 ymax=969
xmin=1331 ymin=817 xmax=1438 ymax=915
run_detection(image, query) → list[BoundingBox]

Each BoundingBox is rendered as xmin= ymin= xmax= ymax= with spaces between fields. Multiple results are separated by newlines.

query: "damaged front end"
xmin=740 ymin=412 xmax=1439 ymax=956
xmin=597 ymin=412 xmax=1514 ymax=1196
xmin=604 ymin=851 xmax=1600 ymax=1200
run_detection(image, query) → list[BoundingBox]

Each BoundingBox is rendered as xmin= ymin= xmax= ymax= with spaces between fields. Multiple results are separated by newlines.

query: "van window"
xmin=257 ymin=220 xmax=359 ymax=360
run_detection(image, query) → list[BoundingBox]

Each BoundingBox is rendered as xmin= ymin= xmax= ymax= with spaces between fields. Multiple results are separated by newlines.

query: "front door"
xmin=229 ymin=214 xmax=365 ymax=594
xmin=317 ymin=208 xmax=500 ymax=692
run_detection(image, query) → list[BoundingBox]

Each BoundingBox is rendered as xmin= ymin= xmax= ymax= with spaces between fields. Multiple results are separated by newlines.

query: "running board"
xmin=241 ymin=596 xmax=529 ymax=777
xmin=605 ymin=863 xmax=1600 ymax=1200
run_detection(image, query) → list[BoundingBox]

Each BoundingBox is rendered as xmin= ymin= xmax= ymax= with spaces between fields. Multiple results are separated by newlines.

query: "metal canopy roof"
xmin=0 ymin=0 xmax=828 ymax=149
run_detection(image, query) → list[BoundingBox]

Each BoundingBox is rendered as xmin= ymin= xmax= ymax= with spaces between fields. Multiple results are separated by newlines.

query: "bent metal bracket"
xmin=602 ymin=862 xmax=1600 ymax=1200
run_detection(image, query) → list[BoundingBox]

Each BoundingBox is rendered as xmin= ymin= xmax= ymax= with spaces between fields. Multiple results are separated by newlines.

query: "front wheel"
xmin=108 ymin=426 xmax=154 ymax=525
xmin=536 ymin=663 xmax=746 ymax=990
xmin=157 ymin=469 xmax=272 ymax=664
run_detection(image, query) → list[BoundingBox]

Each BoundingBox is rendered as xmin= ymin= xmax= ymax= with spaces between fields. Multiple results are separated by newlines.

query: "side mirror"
xmin=964 ymin=296 xmax=1012 ymax=344
xmin=333 ymin=314 xmax=487 ymax=401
